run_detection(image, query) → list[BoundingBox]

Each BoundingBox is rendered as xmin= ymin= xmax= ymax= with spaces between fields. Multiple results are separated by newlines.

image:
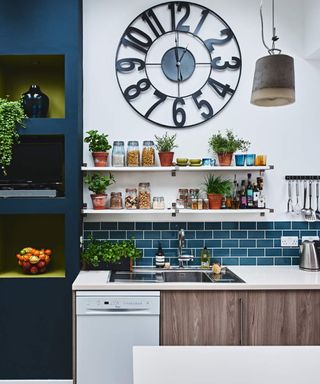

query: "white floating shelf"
xmin=82 ymin=208 xmax=273 ymax=216
xmin=82 ymin=165 xmax=273 ymax=172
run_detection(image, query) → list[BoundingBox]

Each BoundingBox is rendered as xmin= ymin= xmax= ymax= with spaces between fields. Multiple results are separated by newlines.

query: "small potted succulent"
xmin=0 ymin=97 xmax=27 ymax=175
xmin=208 ymin=130 xmax=250 ymax=166
xmin=203 ymin=174 xmax=232 ymax=209
xmin=81 ymin=236 xmax=142 ymax=271
xmin=84 ymin=130 xmax=112 ymax=167
xmin=154 ymin=132 xmax=178 ymax=166
xmin=84 ymin=173 xmax=115 ymax=210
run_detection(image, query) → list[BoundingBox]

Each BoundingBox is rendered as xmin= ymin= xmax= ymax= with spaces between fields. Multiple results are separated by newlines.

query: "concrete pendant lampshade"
xmin=251 ymin=54 xmax=295 ymax=106
xmin=251 ymin=0 xmax=295 ymax=107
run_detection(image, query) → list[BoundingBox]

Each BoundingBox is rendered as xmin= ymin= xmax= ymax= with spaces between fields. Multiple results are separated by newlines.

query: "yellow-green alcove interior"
xmin=0 ymin=214 xmax=65 ymax=278
xmin=0 ymin=55 xmax=65 ymax=118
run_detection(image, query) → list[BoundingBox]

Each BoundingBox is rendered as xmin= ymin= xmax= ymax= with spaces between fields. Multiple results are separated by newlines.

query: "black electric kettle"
xmin=299 ymin=240 xmax=320 ymax=271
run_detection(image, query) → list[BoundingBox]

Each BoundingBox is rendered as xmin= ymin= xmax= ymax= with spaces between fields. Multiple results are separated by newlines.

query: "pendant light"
xmin=251 ymin=0 xmax=295 ymax=107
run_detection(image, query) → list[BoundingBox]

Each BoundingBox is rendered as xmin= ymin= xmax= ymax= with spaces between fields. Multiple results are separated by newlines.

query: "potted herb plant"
xmin=0 ymin=97 xmax=27 ymax=175
xmin=84 ymin=130 xmax=112 ymax=167
xmin=208 ymin=130 xmax=250 ymax=166
xmin=203 ymin=174 xmax=232 ymax=209
xmin=81 ymin=237 xmax=142 ymax=271
xmin=154 ymin=132 xmax=178 ymax=166
xmin=84 ymin=173 xmax=115 ymax=210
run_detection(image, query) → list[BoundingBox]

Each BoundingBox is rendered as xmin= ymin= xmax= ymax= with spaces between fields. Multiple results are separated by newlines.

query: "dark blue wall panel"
xmin=0 ymin=0 xmax=82 ymax=379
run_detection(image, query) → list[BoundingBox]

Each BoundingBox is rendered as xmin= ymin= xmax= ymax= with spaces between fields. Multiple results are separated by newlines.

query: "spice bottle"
xmin=200 ymin=246 xmax=210 ymax=269
xmin=112 ymin=141 xmax=125 ymax=167
xmin=110 ymin=192 xmax=123 ymax=209
xmin=127 ymin=141 xmax=140 ymax=167
xmin=138 ymin=182 xmax=151 ymax=209
xmin=142 ymin=141 xmax=155 ymax=167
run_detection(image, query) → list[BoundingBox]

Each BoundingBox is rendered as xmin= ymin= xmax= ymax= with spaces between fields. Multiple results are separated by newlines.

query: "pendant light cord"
xmin=260 ymin=0 xmax=281 ymax=55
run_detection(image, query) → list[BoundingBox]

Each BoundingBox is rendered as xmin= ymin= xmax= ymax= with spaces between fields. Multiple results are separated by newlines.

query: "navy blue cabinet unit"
xmin=0 ymin=0 xmax=82 ymax=379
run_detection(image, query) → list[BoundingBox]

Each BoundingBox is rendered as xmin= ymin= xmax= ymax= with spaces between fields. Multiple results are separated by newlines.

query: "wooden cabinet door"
xmin=247 ymin=290 xmax=320 ymax=345
xmin=161 ymin=291 xmax=244 ymax=346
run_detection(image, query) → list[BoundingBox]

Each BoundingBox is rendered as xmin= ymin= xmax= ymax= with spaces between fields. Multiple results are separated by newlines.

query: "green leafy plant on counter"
xmin=203 ymin=174 xmax=232 ymax=195
xmin=81 ymin=236 xmax=142 ymax=268
xmin=154 ymin=132 xmax=178 ymax=152
xmin=0 ymin=97 xmax=27 ymax=174
xmin=84 ymin=130 xmax=112 ymax=152
xmin=208 ymin=130 xmax=250 ymax=154
xmin=84 ymin=173 xmax=115 ymax=194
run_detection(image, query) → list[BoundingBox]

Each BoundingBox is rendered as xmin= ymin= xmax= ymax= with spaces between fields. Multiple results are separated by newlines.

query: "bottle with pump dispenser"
xmin=155 ymin=243 xmax=165 ymax=268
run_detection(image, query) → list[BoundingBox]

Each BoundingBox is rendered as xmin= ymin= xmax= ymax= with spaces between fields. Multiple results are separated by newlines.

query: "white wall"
xmin=83 ymin=0 xmax=320 ymax=221
xmin=304 ymin=0 xmax=320 ymax=59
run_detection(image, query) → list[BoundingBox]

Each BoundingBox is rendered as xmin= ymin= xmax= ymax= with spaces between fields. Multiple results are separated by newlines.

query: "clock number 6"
xmin=124 ymin=78 xmax=151 ymax=101
xmin=192 ymin=90 xmax=213 ymax=119
xmin=173 ymin=98 xmax=186 ymax=128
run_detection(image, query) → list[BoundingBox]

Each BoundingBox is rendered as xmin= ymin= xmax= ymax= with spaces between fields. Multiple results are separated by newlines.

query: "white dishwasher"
xmin=76 ymin=291 xmax=160 ymax=384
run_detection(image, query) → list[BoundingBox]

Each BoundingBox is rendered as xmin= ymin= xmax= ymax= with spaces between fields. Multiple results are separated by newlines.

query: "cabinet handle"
xmin=239 ymin=298 xmax=243 ymax=345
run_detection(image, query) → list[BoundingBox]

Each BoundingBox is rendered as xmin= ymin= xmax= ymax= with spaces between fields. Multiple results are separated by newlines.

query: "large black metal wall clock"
xmin=115 ymin=1 xmax=242 ymax=128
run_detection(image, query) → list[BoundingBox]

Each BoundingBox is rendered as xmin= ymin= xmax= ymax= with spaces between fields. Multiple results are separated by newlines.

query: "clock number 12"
xmin=168 ymin=2 xmax=190 ymax=32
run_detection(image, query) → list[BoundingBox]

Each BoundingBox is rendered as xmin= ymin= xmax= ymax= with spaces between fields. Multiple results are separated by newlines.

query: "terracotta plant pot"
xmin=158 ymin=151 xmax=174 ymax=166
xmin=217 ymin=152 xmax=233 ymax=166
xmin=90 ymin=193 xmax=108 ymax=209
xmin=207 ymin=193 xmax=223 ymax=209
xmin=92 ymin=152 xmax=108 ymax=167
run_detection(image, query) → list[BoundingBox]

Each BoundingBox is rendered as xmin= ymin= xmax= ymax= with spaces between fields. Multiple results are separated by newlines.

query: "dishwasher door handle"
xmin=80 ymin=307 xmax=159 ymax=315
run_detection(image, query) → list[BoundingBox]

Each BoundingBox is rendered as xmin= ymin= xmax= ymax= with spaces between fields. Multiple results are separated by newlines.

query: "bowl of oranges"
xmin=16 ymin=247 xmax=52 ymax=274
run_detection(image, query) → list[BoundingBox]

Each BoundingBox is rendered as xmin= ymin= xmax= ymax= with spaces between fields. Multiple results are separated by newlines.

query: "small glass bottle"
xmin=125 ymin=188 xmax=138 ymax=209
xmin=142 ymin=141 xmax=155 ymax=167
xmin=138 ymin=182 xmax=151 ymax=209
xmin=127 ymin=141 xmax=140 ymax=167
xmin=112 ymin=141 xmax=125 ymax=167
xmin=200 ymin=246 xmax=210 ymax=269
xmin=110 ymin=192 xmax=123 ymax=209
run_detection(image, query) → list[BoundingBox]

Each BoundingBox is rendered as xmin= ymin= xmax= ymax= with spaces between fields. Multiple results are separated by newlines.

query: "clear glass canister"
xmin=125 ymin=188 xmax=138 ymax=209
xmin=127 ymin=141 xmax=140 ymax=167
xmin=138 ymin=182 xmax=151 ymax=209
xmin=112 ymin=141 xmax=125 ymax=167
xmin=142 ymin=140 xmax=155 ymax=167
xmin=110 ymin=192 xmax=123 ymax=209
xmin=153 ymin=196 xmax=165 ymax=210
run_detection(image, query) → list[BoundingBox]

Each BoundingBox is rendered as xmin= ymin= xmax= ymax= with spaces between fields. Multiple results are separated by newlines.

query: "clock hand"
xmin=174 ymin=32 xmax=179 ymax=63
xmin=179 ymin=44 xmax=189 ymax=63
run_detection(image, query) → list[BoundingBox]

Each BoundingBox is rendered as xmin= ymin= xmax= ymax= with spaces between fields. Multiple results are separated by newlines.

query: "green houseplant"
xmin=154 ymin=132 xmax=178 ymax=166
xmin=0 ymin=97 xmax=27 ymax=175
xmin=84 ymin=130 xmax=112 ymax=167
xmin=81 ymin=237 xmax=142 ymax=271
xmin=203 ymin=174 xmax=232 ymax=209
xmin=208 ymin=130 xmax=250 ymax=166
xmin=84 ymin=173 xmax=115 ymax=209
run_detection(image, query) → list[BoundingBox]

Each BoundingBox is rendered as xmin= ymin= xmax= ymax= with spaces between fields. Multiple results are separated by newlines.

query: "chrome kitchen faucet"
xmin=178 ymin=228 xmax=194 ymax=268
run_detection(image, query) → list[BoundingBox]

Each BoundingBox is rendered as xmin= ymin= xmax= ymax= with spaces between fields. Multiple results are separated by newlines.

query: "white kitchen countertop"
xmin=72 ymin=266 xmax=320 ymax=290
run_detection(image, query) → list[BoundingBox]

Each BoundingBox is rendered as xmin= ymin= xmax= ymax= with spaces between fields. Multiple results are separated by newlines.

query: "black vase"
xmin=22 ymin=84 xmax=49 ymax=118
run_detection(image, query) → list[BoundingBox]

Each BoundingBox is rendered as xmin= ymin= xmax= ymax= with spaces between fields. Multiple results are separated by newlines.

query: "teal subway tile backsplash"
xmin=82 ymin=221 xmax=310 ymax=267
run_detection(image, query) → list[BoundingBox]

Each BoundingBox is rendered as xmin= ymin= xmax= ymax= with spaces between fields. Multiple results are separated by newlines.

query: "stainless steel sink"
xmin=163 ymin=270 xmax=212 ymax=283
xmin=110 ymin=268 xmax=245 ymax=283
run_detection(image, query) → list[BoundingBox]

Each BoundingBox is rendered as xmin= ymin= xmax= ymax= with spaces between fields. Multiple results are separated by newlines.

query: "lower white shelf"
xmin=82 ymin=208 xmax=273 ymax=216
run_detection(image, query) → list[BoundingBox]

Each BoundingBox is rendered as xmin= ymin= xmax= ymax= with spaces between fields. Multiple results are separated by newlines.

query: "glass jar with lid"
xmin=125 ymin=188 xmax=138 ymax=209
xmin=138 ymin=182 xmax=151 ymax=209
xmin=112 ymin=141 xmax=125 ymax=167
xmin=127 ymin=141 xmax=140 ymax=167
xmin=141 ymin=141 xmax=155 ymax=167
xmin=110 ymin=192 xmax=123 ymax=209
xmin=153 ymin=196 xmax=165 ymax=210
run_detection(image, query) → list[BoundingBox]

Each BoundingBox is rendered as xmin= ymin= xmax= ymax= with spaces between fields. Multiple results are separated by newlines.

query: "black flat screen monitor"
xmin=0 ymin=136 xmax=64 ymax=187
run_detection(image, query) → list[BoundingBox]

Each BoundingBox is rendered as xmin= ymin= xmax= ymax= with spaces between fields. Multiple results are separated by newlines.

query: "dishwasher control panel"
xmin=76 ymin=291 xmax=160 ymax=315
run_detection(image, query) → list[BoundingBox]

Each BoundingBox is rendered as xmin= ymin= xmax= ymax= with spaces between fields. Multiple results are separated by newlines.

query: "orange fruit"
xmin=39 ymin=254 xmax=46 ymax=260
xmin=23 ymin=255 xmax=29 ymax=261
xmin=34 ymin=250 xmax=40 ymax=256
xmin=44 ymin=249 xmax=52 ymax=256
xmin=16 ymin=254 xmax=21 ymax=260
xmin=45 ymin=255 xmax=51 ymax=264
